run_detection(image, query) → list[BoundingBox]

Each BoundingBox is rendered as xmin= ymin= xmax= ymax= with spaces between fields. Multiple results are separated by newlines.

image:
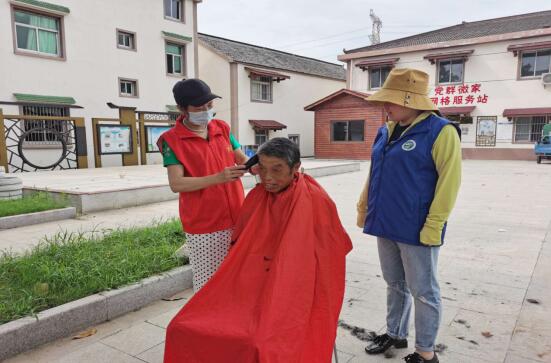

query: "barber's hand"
xmin=217 ymin=166 xmax=246 ymax=183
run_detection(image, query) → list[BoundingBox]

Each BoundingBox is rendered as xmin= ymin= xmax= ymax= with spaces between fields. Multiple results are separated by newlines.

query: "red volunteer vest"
xmin=158 ymin=117 xmax=245 ymax=234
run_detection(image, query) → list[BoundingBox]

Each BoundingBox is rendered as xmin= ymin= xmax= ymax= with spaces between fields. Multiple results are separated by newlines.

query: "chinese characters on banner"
xmin=430 ymin=84 xmax=489 ymax=107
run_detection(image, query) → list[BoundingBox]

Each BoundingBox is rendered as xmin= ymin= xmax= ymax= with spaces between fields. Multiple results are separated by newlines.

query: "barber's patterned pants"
xmin=181 ymin=228 xmax=233 ymax=291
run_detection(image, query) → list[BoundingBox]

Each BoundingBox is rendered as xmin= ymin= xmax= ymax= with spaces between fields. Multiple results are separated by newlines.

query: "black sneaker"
xmin=365 ymin=333 xmax=408 ymax=355
xmin=404 ymin=352 xmax=439 ymax=363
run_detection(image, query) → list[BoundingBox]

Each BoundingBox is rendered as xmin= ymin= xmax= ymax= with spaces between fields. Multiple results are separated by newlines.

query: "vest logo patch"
xmin=402 ymin=140 xmax=416 ymax=151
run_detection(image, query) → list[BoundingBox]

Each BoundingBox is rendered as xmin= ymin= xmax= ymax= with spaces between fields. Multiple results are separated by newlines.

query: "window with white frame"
xmin=14 ymin=9 xmax=61 ymax=57
xmin=520 ymin=50 xmax=551 ymax=78
xmin=166 ymin=42 xmax=185 ymax=75
xmin=438 ymin=59 xmax=464 ymax=84
xmin=369 ymin=66 xmax=391 ymax=89
xmin=288 ymin=134 xmax=300 ymax=147
xmin=332 ymin=120 xmax=365 ymax=142
xmin=513 ymin=116 xmax=549 ymax=143
xmin=117 ymin=30 xmax=135 ymax=50
xmin=255 ymin=130 xmax=268 ymax=145
xmin=164 ymin=0 xmax=183 ymax=21
xmin=119 ymin=79 xmax=138 ymax=97
xmin=251 ymin=76 xmax=273 ymax=102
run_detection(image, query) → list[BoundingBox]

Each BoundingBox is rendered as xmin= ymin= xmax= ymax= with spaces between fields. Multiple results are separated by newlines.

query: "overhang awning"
xmin=355 ymin=57 xmax=399 ymax=70
xmin=14 ymin=93 xmax=76 ymax=105
xmin=507 ymin=40 xmax=551 ymax=56
xmin=503 ymin=107 xmax=551 ymax=117
xmin=424 ymin=49 xmax=474 ymax=64
xmin=13 ymin=0 xmax=70 ymax=15
xmin=245 ymin=67 xmax=291 ymax=82
xmin=166 ymin=105 xmax=179 ymax=113
xmin=162 ymin=31 xmax=192 ymax=43
xmin=1 ymin=93 xmax=83 ymax=108
xmin=440 ymin=106 xmax=476 ymax=116
xmin=249 ymin=120 xmax=287 ymax=131
xmin=106 ymin=102 xmax=136 ymax=110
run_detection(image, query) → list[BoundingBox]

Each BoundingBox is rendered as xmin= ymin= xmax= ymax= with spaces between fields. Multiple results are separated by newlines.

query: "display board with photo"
xmin=97 ymin=125 xmax=133 ymax=154
xmin=146 ymin=126 xmax=172 ymax=153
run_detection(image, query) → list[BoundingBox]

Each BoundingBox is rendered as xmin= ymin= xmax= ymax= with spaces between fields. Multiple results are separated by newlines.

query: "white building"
xmin=339 ymin=10 xmax=551 ymax=160
xmin=0 ymin=0 xmax=200 ymax=170
xmin=198 ymin=33 xmax=346 ymax=157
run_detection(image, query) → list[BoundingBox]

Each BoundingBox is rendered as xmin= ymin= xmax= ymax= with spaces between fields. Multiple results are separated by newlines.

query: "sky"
xmin=197 ymin=0 xmax=551 ymax=64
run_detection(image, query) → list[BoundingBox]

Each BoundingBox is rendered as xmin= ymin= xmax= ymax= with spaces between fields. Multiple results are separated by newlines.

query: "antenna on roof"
xmin=369 ymin=9 xmax=382 ymax=45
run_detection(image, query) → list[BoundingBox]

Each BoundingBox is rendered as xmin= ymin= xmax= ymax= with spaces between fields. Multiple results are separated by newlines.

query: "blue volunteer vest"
xmin=363 ymin=114 xmax=455 ymax=246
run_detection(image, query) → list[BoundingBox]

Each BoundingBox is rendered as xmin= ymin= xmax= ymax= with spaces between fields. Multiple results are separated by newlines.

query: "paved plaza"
xmin=3 ymin=160 xmax=551 ymax=363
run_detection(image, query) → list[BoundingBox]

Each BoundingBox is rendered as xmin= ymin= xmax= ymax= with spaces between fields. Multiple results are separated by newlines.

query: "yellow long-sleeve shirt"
xmin=356 ymin=112 xmax=462 ymax=246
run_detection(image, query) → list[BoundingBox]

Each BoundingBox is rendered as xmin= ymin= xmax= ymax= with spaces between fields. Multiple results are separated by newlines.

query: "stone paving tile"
xmin=146 ymin=306 xmax=182 ymax=330
xmin=504 ymin=353 xmax=547 ymax=363
xmin=437 ymin=309 xmax=518 ymax=363
xmin=4 ymin=161 xmax=551 ymax=362
xmin=136 ymin=342 xmax=165 ymax=363
xmin=100 ymin=321 xmax=166 ymax=356
xmin=54 ymin=342 xmax=142 ymax=363
xmin=332 ymin=348 xmax=355 ymax=363
xmin=508 ymin=306 xmax=551 ymax=363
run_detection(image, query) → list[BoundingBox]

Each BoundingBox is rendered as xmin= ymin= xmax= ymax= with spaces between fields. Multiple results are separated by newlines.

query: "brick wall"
xmin=313 ymin=94 xmax=385 ymax=160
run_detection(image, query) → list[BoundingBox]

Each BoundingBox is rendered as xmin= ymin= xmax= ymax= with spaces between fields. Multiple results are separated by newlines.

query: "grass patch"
xmin=0 ymin=192 xmax=69 ymax=218
xmin=0 ymin=219 xmax=187 ymax=324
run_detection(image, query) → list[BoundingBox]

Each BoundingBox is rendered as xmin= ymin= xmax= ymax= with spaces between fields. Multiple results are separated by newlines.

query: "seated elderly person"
xmin=164 ymin=138 xmax=353 ymax=363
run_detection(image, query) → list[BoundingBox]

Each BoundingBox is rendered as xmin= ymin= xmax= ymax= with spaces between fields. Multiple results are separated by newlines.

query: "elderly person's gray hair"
xmin=257 ymin=138 xmax=300 ymax=168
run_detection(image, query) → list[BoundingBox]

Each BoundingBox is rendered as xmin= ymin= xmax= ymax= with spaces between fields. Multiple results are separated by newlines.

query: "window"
xmin=513 ymin=116 xmax=549 ymax=143
xmin=251 ymin=76 xmax=273 ymax=102
xmin=13 ymin=9 xmax=62 ymax=57
xmin=117 ymin=30 xmax=136 ymax=50
xmin=438 ymin=59 xmax=464 ymax=84
xmin=520 ymin=50 xmax=551 ymax=78
xmin=166 ymin=42 xmax=185 ymax=76
xmin=164 ymin=0 xmax=183 ymax=21
xmin=288 ymin=134 xmax=300 ymax=147
xmin=369 ymin=67 xmax=391 ymax=89
xmin=332 ymin=120 xmax=364 ymax=142
xmin=22 ymin=105 xmax=69 ymax=144
xmin=255 ymin=130 xmax=268 ymax=145
xmin=119 ymin=78 xmax=138 ymax=97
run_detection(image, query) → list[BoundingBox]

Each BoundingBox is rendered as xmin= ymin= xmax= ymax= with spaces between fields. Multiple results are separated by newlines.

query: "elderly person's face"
xmin=258 ymin=154 xmax=300 ymax=193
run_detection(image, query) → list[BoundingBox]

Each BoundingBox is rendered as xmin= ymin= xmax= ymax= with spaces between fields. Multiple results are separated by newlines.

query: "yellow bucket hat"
xmin=367 ymin=68 xmax=438 ymax=111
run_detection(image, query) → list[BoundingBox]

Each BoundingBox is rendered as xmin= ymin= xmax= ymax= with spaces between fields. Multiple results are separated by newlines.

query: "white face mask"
xmin=188 ymin=109 xmax=215 ymax=127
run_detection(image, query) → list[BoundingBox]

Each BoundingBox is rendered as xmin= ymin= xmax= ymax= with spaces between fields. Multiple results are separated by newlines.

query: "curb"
xmin=0 ymin=207 xmax=77 ymax=229
xmin=0 ymin=265 xmax=193 ymax=361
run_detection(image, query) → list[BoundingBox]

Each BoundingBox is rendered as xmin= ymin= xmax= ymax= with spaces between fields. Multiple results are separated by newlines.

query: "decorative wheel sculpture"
xmin=17 ymin=127 xmax=69 ymax=170
xmin=3 ymin=118 xmax=78 ymax=172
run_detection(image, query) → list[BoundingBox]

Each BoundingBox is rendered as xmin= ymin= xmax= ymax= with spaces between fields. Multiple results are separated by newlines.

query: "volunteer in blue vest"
xmin=157 ymin=78 xmax=249 ymax=292
xmin=356 ymin=68 xmax=462 ymax=363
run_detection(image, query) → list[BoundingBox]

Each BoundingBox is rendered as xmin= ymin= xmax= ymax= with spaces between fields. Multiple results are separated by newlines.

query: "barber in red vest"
xmin=157 ymin=79 xmax=248 ymax=291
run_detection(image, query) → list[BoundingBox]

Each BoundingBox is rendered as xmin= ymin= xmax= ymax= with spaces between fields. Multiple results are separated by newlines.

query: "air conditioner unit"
xmin=542 ymin=73 xmax=551 ymax=87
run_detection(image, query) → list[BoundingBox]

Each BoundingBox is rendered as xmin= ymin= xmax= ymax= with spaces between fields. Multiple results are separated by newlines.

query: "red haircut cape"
xmin=164 ymin=173 xmax=352 ymax=363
